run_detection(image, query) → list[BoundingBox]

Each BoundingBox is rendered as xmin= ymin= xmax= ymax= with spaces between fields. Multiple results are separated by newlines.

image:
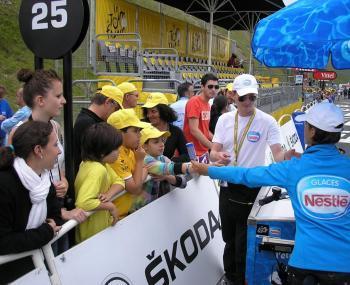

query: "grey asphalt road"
xmin=337 ymin=99 xmax=350 ymax=156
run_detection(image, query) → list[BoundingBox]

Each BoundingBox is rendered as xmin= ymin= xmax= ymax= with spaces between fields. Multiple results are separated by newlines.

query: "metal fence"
xmin=258 ymin=85 xmax=302 ymax=113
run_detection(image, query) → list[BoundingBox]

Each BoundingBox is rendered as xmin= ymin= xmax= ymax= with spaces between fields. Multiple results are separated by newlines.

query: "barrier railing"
xmin=128 ymin=78 xmax=182 ymax=95
xmin=0 ymin=190 xmax=126 ymax=284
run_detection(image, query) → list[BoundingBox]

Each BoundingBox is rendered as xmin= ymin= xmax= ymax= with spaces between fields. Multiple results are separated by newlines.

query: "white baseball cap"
xmin=233 ymin=74 xmax=259 ymax=96
xmin=295 ymin=102 xmax=344 ymax=133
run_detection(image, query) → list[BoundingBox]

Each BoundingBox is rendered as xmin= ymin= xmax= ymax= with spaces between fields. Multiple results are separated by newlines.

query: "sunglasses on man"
xmin=207 ymin=84 xmax=220 ymax=90
xmin=238 ymin=94 xmax=257 ymax=102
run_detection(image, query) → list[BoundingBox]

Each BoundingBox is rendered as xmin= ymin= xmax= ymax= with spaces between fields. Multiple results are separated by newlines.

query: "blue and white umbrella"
xmin=252 ymin=0 xmax=350 ymax=69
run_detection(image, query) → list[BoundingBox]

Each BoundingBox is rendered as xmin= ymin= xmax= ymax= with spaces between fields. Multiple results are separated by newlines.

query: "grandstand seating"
xmin=94 ymin=34 xmax=245 ymax=83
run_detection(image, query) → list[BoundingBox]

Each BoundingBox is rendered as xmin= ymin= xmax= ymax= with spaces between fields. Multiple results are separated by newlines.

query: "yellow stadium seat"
xmin=150 ymin=57 xmax=156 ymax=65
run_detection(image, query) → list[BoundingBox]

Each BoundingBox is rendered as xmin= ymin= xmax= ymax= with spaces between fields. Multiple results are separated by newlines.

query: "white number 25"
xmin=32 ymin=0 xmax=67 ymax=30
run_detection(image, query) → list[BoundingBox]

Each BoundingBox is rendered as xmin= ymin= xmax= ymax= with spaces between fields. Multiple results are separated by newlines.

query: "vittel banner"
xmin=297 ymin=175 xmax=350 ymax=220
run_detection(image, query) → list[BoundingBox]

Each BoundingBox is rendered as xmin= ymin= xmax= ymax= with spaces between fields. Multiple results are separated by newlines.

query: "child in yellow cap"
xmin=75 ymin=123 xmax=124 ymax=243
xmin=107 ymin=109 xmax=149 ymax=218
xmin=130 ymin=125 xmax=191 ymax=212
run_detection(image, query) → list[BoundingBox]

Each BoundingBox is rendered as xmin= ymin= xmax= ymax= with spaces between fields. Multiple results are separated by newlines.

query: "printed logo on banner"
xmin=144 ymin=210 xmax=221 ymax=284
xmin=247 ymin=131 xmax=261 ymax=142
xmin=102 ymin=273 xmax=133 ymax=285
xmin=269 ymin=227 xmax=281 ymax=238
xmin=256 ymin=224 xmax=269 ymax=236
xmin=297 ymin=175 xmax=350 ymax=220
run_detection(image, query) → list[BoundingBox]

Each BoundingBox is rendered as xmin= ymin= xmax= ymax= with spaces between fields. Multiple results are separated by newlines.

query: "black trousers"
xmin=219 ymin=183 xmax=259 ymax=285
xmin=287 ymin=266 xmax=350 ymax=285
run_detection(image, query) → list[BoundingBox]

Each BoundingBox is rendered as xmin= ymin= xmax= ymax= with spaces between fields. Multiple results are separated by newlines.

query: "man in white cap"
xmin=192 ymin=102 xmax=349 ymax=285
xmin=210 ymin=74 xmax=294 ymax=285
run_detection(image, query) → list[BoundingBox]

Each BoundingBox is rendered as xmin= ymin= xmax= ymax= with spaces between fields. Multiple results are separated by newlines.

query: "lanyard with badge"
xmin=233 ymin=109 xmax=256 ymax=165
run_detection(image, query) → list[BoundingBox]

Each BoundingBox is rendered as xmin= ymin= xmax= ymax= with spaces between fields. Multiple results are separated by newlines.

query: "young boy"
xmin=131 ymin=125 xmax=191 ymax=212
xmin=107 ymin=109 xmax=149 ymax=218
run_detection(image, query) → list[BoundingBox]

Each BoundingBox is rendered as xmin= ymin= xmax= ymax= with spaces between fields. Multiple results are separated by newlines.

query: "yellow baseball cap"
xmin=118 ymin=82 xmax=138 ymax=95
xmin=100 ymin=85 xmax=124 ymax=108
xmin=140 ymin=125 xmax=170 ymax=145
xmin=142 ymin=92 xmax=169 ymax=109
xmin=226 ymin=83 xmax=234 ymax=92
xmin=107 ymin=109 xmax=149 ymax=130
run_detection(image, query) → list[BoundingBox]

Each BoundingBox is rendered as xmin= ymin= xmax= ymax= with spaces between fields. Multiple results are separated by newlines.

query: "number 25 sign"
xmin=19 ymin=0 xmax=89 ymax=59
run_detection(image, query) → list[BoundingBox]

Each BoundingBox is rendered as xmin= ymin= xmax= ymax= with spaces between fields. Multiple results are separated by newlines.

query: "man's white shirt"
xmin=212 ymin=108 xmax=282 ymax=168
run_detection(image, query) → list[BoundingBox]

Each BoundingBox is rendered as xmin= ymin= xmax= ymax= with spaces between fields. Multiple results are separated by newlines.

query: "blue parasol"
xmin=252 ymin=0 xmax=350 ymax=69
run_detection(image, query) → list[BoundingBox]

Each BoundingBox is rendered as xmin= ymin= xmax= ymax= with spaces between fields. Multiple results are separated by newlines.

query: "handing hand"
xmin=46 ymin=218 xmax=61 ymax=235
xmin=0 ymin=115 xmax=6 ymax=121
xmin=54 ymin=177 xmax=68 ymax=198
xmin=216 ymin=152 xmax=232 ymax=165
xmin=191 ymin=161 xmax=210 ymax=175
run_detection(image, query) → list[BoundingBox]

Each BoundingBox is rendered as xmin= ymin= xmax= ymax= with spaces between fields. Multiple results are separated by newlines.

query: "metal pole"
xmin=89 ymin=0 xmax=96 ymax=65
xmin=63 ymin=51 xmax=74 ymax=209
xmin=208 ymin=11 xmax=213 ymax=67
xmin=34 ymin=56 xmax=43 ymax=70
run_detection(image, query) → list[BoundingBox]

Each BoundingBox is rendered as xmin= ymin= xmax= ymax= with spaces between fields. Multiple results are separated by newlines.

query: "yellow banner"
xmin=213 ymin=35 xmax=230 ymax=60
xmin=188 ymin=25 xmax=207 ymax=58
xmin=96 ymin=0 xmax=136 ymax=35
xmin=138 ymin=8 xmax=161 ymax=48
xmin=163 ymin=16 xmax=187 ymax=54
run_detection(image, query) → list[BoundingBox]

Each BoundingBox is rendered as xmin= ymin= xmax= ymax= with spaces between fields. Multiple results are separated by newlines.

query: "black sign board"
xmin=19 ymin=0 xmax=89 ymax=59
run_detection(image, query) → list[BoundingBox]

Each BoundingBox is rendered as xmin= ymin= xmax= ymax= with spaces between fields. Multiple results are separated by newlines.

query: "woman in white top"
xmin=9 ymin=68 xmax=67 ymax=199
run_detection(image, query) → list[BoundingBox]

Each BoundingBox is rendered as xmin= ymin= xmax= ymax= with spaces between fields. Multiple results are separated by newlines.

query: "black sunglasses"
xmin=207 ymin=84 xmax=220 ymax=90
xmin=238 ymin=94 xmax=257 ymax=102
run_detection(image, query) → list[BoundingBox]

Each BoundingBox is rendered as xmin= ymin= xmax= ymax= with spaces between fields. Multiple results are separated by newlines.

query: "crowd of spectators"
xmin=1 ymin=70 xmax=349 ymax=284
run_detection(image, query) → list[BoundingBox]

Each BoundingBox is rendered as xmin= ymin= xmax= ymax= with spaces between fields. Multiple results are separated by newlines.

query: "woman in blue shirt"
xmin=0 ymin=85 xmax=13 ymax=146
xmin=192 ymin=102 xmax=350 ymax=284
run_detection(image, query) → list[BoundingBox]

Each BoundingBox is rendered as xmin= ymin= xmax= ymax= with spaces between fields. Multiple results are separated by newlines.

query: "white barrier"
xmin=12 ymin=266 xmax=51 ymax=285
xmin=54 ymin=175 xmax=223 ymax=285
xmin=279 ymin=115 xmax=304 ymax=154
xmin=10 ymin=176 xmax=224 ymax=285
xmin=265 ymin=115 xmax=304 ymax=165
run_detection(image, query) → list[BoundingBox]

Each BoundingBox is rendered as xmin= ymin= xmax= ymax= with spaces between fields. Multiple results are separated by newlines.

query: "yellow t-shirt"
xmin=109 ymin=145 xmax=137 ymax=219
xmin=75 ymin=161 xmax=124 ymax=243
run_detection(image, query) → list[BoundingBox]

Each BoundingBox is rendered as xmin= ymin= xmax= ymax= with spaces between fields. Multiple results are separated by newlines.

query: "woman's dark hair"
xmin=211 ymin=95 xmax=228 ymax=118
xmin=209 ymin=95 xmax=228 ymax=133
xmin=142 ymin=104 xmax=177 ymax=123
xmin=81 ymin=122 xmax=123 ymax=162
xmin=17 ymin=68 xmax=62 ymax=108
xmin=307 ymin=122 xmax=342 ymax=145
xmin=0 ymin=121 xmax=53 ymax=170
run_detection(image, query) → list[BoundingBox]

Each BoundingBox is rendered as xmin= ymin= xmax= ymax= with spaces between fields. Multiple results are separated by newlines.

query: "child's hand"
xmin=109 ymin=204 xmax=119 ymax=226
xmin=135 ymin=146 xmax=146 ymax=161
xmin=99 ymin=192 xmax=112 ymax=203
